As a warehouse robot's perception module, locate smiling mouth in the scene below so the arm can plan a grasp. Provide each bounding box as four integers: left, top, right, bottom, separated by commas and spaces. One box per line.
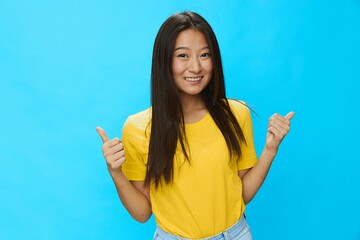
184, 76, 203, 82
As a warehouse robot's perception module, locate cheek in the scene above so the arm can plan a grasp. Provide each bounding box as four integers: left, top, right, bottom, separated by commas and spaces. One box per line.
172, 60, 182, 76
203, 60, 213, 73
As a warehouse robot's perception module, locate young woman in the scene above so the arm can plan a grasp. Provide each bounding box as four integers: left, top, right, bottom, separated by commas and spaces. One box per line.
96, 11, 294, 240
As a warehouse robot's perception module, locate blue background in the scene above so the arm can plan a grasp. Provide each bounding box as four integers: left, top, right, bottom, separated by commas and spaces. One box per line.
1, 0, 359, 239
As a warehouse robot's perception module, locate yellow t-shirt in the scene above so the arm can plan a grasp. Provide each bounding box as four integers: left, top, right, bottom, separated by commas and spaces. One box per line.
122, 99, 257, 238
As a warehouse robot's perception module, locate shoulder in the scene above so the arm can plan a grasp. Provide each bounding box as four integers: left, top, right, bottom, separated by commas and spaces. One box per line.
227, 99, 249, 114
227, 99, 252, 126
122, 107, 152, 138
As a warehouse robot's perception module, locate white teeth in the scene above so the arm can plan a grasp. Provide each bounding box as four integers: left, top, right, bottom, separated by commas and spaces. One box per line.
185, 77, 202, 82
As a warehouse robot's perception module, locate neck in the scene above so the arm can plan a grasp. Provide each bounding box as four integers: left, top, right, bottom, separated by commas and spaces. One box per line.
180, 95, 207, 124
180, 95, 205, 111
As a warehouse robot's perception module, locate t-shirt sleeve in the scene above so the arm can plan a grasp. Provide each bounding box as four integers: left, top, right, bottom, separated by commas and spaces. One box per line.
230, 100, 258, 170
121, 117, 148, 181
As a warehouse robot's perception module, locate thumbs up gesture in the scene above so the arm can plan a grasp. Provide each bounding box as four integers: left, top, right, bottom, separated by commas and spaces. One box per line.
96, 127, 126, 175
265, 112, 295, 154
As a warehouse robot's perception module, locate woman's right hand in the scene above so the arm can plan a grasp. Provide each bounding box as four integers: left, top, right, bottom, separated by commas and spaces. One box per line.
96, 127, 126, 176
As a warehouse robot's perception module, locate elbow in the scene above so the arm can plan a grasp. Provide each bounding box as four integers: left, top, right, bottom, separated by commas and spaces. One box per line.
133, 212, 152, 223
137, 216, 150, 223
138, 219, 149, 224
242, 187, 255, 205
243, 195, 254, 205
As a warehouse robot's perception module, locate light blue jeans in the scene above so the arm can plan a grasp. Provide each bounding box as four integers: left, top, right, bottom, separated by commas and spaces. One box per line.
153, 215, 252, 240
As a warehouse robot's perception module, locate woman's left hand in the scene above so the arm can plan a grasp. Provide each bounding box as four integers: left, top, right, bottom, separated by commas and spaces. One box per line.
265, 111, 295, 154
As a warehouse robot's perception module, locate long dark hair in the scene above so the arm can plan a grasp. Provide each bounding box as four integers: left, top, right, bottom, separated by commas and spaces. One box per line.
145, 11, 246, 188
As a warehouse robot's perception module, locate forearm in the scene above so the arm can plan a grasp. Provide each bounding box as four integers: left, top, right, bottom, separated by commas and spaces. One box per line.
96, 128, 152, 223
241, 111, 294, 204
242, 148, 277, 204
110, 171, 152, 223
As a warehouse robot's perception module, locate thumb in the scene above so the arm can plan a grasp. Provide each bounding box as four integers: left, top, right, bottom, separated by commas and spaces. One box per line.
96, 127, 109, 143
285, 111, 295, 121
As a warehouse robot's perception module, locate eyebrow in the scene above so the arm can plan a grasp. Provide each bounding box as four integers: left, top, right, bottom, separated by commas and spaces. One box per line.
174, 46, 210, 51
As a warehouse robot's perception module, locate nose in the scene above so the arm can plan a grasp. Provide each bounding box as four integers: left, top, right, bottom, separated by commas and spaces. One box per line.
188, 57, 201, 73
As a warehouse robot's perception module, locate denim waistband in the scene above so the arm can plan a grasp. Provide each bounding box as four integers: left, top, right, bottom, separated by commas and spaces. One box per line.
154, 215, 251, 240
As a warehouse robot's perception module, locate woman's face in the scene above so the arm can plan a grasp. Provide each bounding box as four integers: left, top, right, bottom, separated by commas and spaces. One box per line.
172, 29, 213, 102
